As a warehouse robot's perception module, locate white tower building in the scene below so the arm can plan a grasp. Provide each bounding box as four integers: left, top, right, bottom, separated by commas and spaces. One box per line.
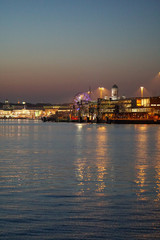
111, 84, 118, 100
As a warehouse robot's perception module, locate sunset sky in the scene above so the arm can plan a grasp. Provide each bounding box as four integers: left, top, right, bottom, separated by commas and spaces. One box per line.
1, 0, 160, 103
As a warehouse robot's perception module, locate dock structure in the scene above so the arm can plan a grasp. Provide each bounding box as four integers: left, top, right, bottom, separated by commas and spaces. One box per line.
41, 96, 160, 124
0, 96, 160, 124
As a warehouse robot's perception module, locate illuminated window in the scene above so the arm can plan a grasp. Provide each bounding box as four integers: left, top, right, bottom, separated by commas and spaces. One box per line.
137, 99, 141, 106
132, 109, 138, 112
137, 98, 150, 107
142, 99, 150, 107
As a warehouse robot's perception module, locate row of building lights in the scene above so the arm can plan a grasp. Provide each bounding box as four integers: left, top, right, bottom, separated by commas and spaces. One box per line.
98, 86, 144, 98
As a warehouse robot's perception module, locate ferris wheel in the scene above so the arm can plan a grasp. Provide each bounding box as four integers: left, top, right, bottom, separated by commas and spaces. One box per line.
73, 92, 91, 104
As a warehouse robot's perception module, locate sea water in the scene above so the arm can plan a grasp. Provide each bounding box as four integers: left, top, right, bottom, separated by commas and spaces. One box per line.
0, 120, 160, 240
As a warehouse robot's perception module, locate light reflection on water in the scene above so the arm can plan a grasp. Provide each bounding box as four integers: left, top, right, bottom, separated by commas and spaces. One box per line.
134, 125, 149, 200
0, 120, 160, 239
75, 125, 110, 195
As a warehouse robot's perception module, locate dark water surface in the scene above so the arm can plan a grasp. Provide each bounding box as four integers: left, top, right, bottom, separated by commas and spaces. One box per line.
0, 120, 160, 240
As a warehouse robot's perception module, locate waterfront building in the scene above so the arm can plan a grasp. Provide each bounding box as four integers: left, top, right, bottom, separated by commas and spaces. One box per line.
95, 96, 160, 121
0, 94, 160, 122
0, 102, 57, 119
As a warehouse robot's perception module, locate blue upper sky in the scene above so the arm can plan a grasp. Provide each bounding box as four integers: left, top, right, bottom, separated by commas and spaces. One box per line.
0, 0, 160, 103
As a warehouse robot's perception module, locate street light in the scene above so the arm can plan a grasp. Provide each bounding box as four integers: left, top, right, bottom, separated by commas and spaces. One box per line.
140, 86, 144, 98
99, 87, 104, 98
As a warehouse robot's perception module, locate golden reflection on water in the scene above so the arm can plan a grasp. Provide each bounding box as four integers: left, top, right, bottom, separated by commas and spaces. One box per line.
95, 126, 108, 193
0, 121, 41, 142
0, 120, 55, 190
134, 125, 160, 202
75, 125, 109, 195
154, 127, 160, 202
76, 123, 83, 131
134, 125, 149, 200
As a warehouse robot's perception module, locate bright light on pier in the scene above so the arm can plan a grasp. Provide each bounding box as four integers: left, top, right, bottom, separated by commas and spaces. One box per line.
99, 87, 104, 98
140, 86, 144, 98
